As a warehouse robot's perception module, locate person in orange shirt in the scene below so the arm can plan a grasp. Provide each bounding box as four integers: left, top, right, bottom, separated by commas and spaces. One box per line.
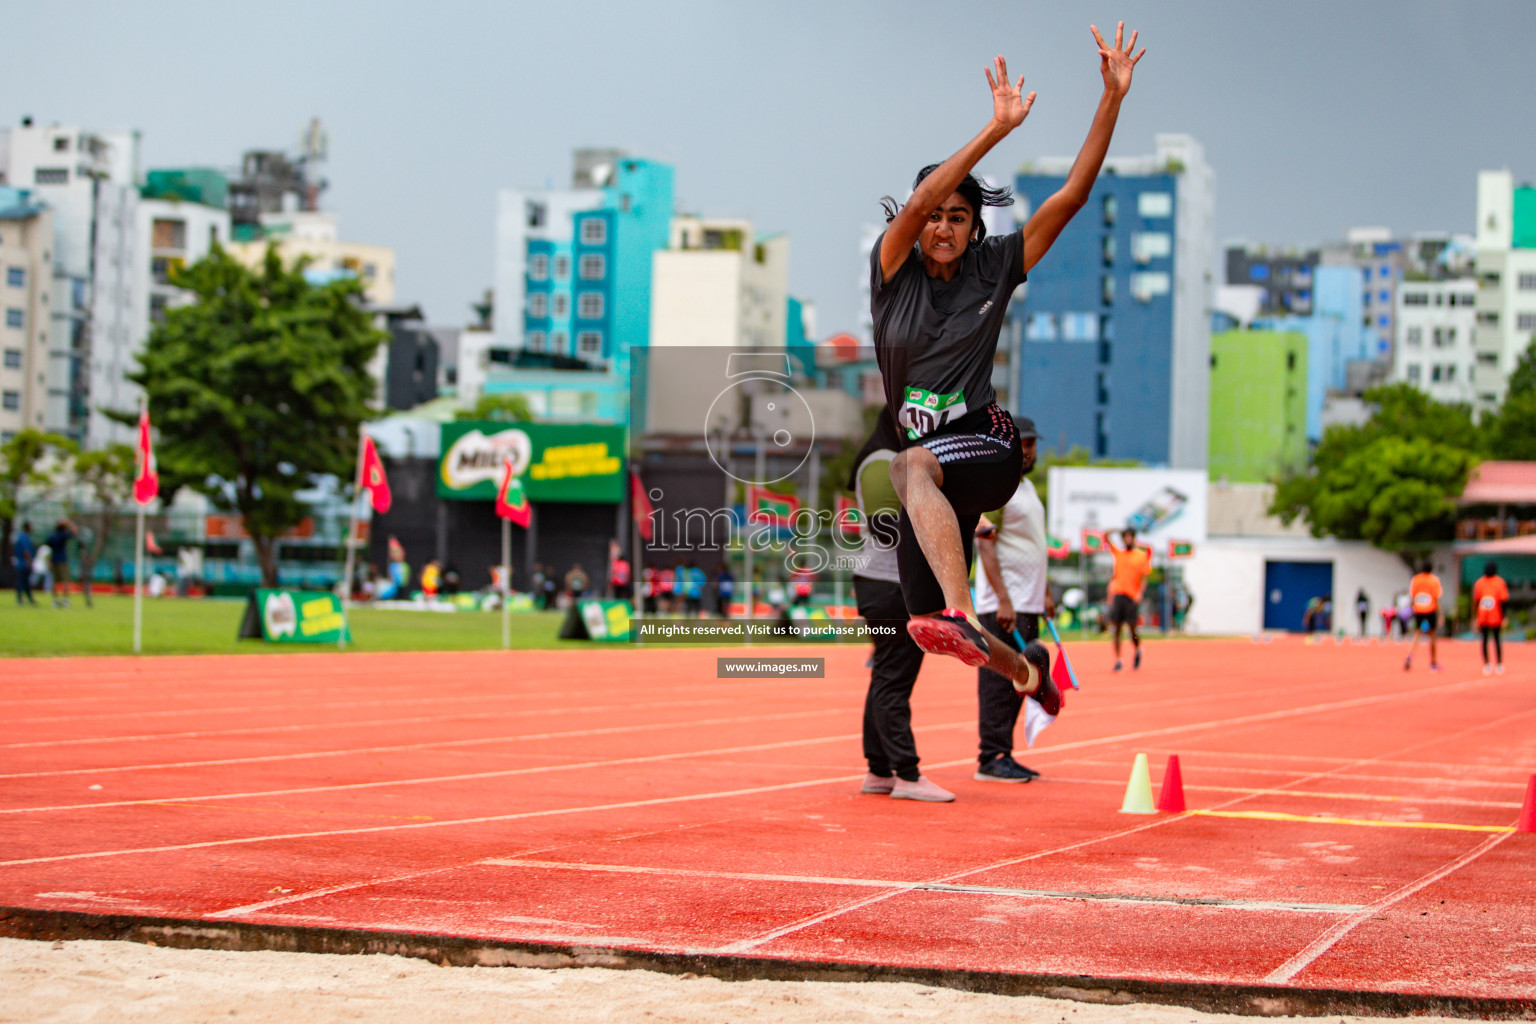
1105, 527, 1152, 671
1405, 563, 1443, 672
1472, 562, 1509, 676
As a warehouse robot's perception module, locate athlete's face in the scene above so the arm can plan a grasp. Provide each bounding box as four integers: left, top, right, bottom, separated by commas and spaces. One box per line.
919, 192, 976, 272
1019, 436, 1037, 474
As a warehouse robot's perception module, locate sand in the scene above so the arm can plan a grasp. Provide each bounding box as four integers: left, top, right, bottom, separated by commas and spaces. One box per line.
0, 937, 1482, 1024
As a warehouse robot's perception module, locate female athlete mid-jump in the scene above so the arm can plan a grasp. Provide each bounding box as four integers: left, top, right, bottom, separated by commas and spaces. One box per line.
873, 23, 1145, 711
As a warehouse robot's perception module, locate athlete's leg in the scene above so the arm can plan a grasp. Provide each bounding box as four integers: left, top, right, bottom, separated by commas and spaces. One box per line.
894, 503, 1042, 694
1494, 626, 1503, 665
1482, 626, 1492, 666
889, 446, 973, 614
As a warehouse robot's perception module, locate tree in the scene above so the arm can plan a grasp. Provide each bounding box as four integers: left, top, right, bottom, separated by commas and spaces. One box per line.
456, 392, 535, 422
0, 429, 77, 585
127, 246, 386, 586
1484, 339, 1536, 460
1271, 384, 1479, 551
71, 444, 136, 607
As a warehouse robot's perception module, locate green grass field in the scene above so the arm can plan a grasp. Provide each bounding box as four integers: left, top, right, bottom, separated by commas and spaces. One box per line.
0, 594, 589, 657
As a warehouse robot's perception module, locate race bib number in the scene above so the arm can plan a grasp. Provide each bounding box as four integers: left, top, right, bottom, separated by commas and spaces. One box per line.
1479, 595, 1498, 611
1412, 592, 1436, 611
899, 386, 968, 440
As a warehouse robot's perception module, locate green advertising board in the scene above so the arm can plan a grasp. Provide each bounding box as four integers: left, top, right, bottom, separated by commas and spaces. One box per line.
238, 589, 352, 643
558, 599, 632, 642
437, 422, 626, 502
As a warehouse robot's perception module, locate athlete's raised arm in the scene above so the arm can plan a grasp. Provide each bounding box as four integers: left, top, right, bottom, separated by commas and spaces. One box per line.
1021, 22, 1145, 274
879, 55, 1035, 283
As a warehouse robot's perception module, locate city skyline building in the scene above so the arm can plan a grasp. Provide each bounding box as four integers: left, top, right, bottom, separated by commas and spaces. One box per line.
1207, 327, 1307, 483
1472, 169, 1536, 412
0, 187, 54, 440
651, 216, 789, 349
1392, 277, 1479, 405
1011, 133, 1214, 467
0, 117, 140, 443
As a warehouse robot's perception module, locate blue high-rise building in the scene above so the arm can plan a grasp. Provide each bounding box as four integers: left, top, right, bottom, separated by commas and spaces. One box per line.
1010, 135, 1213, 468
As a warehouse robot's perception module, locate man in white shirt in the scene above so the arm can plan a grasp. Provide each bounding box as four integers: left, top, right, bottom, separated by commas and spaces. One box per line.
973, 416, 1053, 783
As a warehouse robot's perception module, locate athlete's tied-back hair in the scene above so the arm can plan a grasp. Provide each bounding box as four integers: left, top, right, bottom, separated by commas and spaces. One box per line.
880, 165, 1015, 245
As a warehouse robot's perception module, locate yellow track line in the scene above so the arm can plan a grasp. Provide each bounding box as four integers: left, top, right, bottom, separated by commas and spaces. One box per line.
1190, 809, 1514, 833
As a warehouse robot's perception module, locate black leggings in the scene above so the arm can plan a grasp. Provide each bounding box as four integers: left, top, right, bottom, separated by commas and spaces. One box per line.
1482, 626, 1503, 664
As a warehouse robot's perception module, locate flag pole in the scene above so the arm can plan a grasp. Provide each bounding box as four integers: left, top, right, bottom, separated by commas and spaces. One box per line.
501, 514, 512, 650
133, 490, 146, 654
339, 432, 366, 650
630, 472, 644, 630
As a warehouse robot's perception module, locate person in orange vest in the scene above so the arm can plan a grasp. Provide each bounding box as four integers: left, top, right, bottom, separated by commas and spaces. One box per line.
1472, 561, 1509, 676
1105, 527, 1153, 671
1405, 562, 1443, 672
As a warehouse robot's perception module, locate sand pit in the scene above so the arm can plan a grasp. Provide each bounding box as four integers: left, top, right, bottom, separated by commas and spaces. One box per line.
0, 937, 1482, 1024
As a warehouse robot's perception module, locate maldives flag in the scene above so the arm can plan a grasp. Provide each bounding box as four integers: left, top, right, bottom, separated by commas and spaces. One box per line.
358, 436, 391, 514
748, 486, 799, 526
133, 406, 158, 505
1081, 529, 1105, 554
495, 456, 531, 527
835, 495, 863, 537
631, 470, 653, 541
1046, 533, 1070, 559
1168, 539, 1194, 559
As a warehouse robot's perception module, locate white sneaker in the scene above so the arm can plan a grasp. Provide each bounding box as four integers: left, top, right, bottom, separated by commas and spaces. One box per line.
1484, 664, 1494, 676
860, 773, 895, 795
890, 776, 955, 802
1496, 664, 1506, 675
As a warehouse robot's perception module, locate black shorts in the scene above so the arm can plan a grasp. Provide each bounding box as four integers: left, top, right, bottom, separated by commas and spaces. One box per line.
894, 405, 1023, 616
1413, 611, 1436, 634
1107, 593, 1140, 626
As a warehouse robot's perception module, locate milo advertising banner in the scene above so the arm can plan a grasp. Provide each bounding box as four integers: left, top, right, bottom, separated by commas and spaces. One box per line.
558, 599, 632, 642
238, 589, 351, 644
437, 422, 626, 502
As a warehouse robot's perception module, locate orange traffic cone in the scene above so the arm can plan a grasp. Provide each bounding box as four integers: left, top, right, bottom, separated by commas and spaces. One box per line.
1156, 755, 1186, 813
1518, 773, 1536, 834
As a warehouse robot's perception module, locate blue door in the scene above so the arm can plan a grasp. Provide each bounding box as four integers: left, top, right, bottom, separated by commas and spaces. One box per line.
1263, 560, 1334, 631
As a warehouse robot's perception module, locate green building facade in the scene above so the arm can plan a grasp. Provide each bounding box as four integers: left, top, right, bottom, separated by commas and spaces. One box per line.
1208, 328, 1308, 482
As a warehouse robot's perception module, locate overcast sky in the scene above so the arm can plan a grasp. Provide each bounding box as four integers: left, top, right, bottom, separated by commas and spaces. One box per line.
5, 0, 1534, 336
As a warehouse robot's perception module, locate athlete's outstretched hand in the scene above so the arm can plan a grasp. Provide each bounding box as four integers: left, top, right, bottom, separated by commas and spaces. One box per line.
984, 55, 1035, 131
1092, 22, 1145, 98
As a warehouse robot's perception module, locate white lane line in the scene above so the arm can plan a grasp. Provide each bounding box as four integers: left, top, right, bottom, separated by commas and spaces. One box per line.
3, 673, 1511, 816
479, 859, 1366, 915
0, 728, 923, 815
1262, 830, 1515, 984
0, 693, 777, 750
0, 705, 860, 780
0, 771, 872, 867
715, 703, 1536, 955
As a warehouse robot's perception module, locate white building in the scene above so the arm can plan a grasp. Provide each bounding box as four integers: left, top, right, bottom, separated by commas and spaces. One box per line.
1472, 169, 1536, 412
650, 217, 789, 349
0, 118, 140, 443
1180, 482, 1413, 637
0, 189, 53, 439
87, 194, 231, 448
1392, 279, 1478, 405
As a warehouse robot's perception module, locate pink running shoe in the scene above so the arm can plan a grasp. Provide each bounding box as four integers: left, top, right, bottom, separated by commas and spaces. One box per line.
907, 610, 989, 667
890, 776, 956, 802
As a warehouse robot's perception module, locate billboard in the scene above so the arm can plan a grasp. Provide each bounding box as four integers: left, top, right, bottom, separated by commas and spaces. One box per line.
1046, 467, 1208, 548
437, 422, 626, 502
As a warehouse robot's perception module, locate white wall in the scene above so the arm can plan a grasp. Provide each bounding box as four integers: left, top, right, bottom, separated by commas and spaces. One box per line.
1164, 133, 1214, 471
1181, 537, 1412, 636
1392, 279, 1478, 405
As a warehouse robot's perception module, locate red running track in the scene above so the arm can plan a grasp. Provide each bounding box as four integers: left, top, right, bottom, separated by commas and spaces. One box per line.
0, 638, 1533, 1011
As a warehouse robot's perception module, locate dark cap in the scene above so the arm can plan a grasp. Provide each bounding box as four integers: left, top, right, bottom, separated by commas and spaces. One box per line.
1013, 415, 1040, 439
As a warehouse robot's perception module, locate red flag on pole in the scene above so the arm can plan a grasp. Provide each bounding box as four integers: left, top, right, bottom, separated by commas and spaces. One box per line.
358, 436, 391, 514
631, 470, 654, 541
495, 456, 531, 527
134, 406, 158, 505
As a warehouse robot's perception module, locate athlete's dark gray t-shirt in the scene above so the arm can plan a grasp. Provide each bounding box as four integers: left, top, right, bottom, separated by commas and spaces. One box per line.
869, 230, 1026, 441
